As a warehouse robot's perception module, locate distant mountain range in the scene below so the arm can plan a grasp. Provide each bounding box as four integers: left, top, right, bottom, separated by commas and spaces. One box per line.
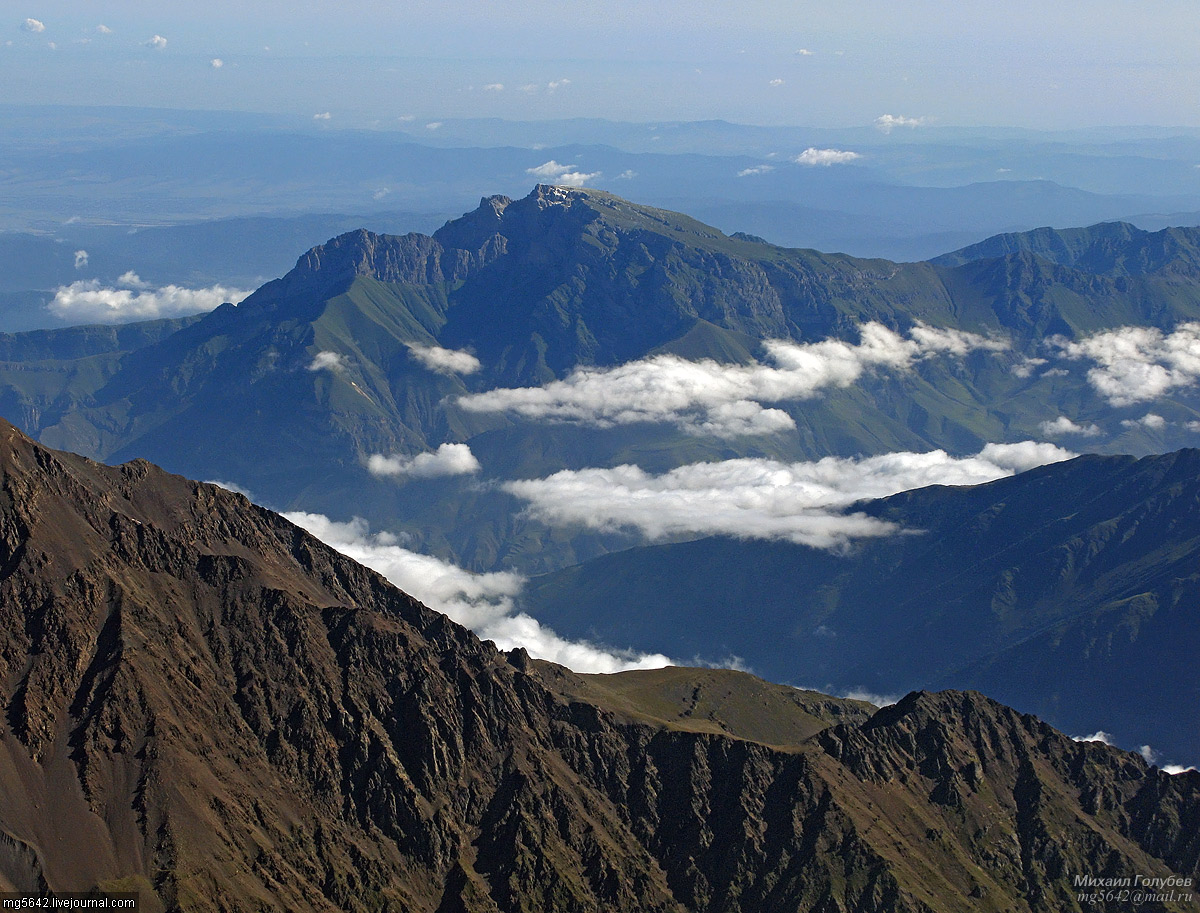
1, 419, 1197, 912
0, 187, 1198, 572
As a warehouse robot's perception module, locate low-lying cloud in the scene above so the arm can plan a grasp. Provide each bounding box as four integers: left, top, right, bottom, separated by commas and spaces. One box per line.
502, 442, 1073, 550
794, 148, 860, 166
409, 344, 481, 375
367, 443, 481, 479
736, 164, 774, 177
526, 160, 599, 187
1039, 416, 1102, 437
48, 273, 250, 324
1054, 323, 1200, 406
456, 322, 1009, 438
307, 350, 347, 373
284, 512, 672, 674
875, 114, 927, 133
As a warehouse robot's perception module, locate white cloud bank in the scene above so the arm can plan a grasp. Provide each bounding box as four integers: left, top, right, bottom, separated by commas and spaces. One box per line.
736, 164, 774, 177
367, 443, 481, 479
503, 442, 1073, 550
409, 344, 481, 375
48, 273, 250, 324
1054, 323, 1200, 406
794, 148, 860, 166
21, 18, 45, 33
284, 512, 671, 674
457, 322, 1009, 438
525, 161, 599, 187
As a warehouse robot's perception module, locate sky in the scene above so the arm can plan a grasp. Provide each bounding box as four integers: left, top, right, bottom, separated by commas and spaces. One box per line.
4, 1, 1200, 128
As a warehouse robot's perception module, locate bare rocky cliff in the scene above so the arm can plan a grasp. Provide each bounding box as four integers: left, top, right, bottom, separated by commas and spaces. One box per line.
0, 419, 1197, 912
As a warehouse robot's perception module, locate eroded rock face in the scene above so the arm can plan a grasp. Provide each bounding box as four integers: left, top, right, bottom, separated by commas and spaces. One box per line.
0, 419, 1197, 912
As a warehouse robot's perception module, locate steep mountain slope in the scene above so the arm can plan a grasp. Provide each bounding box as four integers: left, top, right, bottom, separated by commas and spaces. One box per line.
1, 188, 1200, 572
1, 419, 1198, 912
521, 449, 1200, 760
932, 221, 1200, 278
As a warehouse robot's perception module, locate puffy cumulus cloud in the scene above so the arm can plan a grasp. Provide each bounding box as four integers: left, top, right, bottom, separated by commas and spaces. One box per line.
48, 274, 249, 324
615, 169, 637, 180
1074, 731, 1115, 744
502, 442, 1073, 550
1053, 323, 1200, 406
367, 443, 481, 480
210, 58, 223, 68
794, 148, 861, 166
875, 114, 927, 133
313, 111, 331, 120
795, 48, 814, 56
283, 512, 672, 673
1187, 420, 1200, 433
307, 350, 347, 372
21, 18, 45, 33
525, 160, 599, 187
457, 322, 1009, 438
769, 78, 784, 87
1164, 764, 1198, 775
736, 164, 774, 177
73, 249, 88, 270
144, 34, 167, 49
1039, 416, 1102, 438
95, 24, 112, 35
409, 344, 481, 375
1121, 413, 1167, 430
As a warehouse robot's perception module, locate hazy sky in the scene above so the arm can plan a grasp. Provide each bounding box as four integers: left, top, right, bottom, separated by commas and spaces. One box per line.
5, 1, 1199, 127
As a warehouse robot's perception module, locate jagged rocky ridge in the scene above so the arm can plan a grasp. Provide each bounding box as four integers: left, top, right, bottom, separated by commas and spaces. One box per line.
0, 419, 1198, 912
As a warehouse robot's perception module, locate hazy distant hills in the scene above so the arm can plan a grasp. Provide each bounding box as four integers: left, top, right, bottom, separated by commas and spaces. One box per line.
1, 187, 1199, 571
521, 448, 1200, 760
2, 418, 1197, 911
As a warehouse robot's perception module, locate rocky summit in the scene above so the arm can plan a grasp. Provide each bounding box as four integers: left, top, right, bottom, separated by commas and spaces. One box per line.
0, 418, 1197, 911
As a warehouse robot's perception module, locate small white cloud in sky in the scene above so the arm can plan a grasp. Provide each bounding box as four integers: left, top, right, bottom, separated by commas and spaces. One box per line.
875, 114, 927, 133
284, 512, 672, 673
210, 58, 223, 68
1054, 323, 1200, 406
21, 18, 45, 33
1039, 416, 1102, 438
547, 78, 571, 91
615, 169, 637, 180
95, 24, 112, 35
525, 160, 599, 187
502, 442, 1073, 551
737, 164, 774, 177
483, 83, 503, 91
73, 250, 88, 270
795, 48, 813, 56
49, 274, 249, 324
409, 344, 481, 375
1074, 731, 1115, 745
794, 148, 860, 166
144, 34, 167, 50
457, 322, 1009, 438
425, 121, 443, 130
367, 443, 481, 480
769, 78, 784, 87
313, 111, 331, 120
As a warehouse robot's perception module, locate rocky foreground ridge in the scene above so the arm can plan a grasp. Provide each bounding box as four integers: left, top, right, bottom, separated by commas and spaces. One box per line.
0, 418, 1197, 912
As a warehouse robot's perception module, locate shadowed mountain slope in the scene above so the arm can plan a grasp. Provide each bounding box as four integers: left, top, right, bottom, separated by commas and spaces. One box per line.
0, 421, 1199, 911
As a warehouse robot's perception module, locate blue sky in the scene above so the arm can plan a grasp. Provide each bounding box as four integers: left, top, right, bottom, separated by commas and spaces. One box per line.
4, 1, 1199, 127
